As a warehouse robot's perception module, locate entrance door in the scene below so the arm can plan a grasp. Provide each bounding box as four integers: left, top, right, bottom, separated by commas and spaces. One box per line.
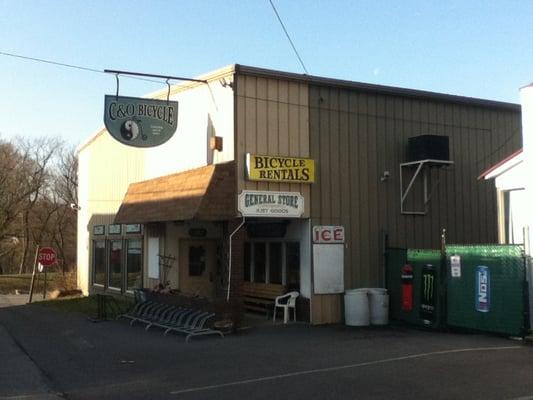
179, 240, 216, 299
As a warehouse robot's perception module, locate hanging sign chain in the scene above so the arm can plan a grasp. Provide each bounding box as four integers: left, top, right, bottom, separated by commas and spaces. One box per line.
115, 74, 120, 100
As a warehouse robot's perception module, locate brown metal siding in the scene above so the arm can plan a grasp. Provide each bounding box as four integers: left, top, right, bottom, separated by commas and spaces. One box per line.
235, 74, 310, 214
309, 86, 521, 323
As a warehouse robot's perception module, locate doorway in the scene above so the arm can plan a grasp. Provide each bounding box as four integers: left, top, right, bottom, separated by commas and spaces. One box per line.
179, 240, 216, 299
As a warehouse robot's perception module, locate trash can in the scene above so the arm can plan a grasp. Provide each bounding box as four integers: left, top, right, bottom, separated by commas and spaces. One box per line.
368, 288, 389, 325
344, 288, 370, 326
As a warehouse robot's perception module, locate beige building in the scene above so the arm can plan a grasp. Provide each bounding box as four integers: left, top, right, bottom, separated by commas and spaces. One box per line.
77, 64, 521, 324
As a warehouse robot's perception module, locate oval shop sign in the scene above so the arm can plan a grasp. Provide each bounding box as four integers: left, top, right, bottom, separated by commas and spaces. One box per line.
104, 95, 178, 147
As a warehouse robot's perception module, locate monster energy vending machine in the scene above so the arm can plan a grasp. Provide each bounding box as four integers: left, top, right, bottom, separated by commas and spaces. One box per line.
386, 249, 444, 328
420, 264, 437, 325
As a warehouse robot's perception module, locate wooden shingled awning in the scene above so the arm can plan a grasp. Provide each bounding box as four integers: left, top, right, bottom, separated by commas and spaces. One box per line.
114, 161, 236, 224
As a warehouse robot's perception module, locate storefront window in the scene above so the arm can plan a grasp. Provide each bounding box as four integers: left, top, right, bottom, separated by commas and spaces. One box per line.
269, 242, 282, 284
245, 241, 298, 286
244, 242, 251, 282
189, 246, 206, 276
108, 240, 122, 289
126, 239, 142, 290
254, 242, 266, 283
93, 240, 106, 286
286, 242, 300, 290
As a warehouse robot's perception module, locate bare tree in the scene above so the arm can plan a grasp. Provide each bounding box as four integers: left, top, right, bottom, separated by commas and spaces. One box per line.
0, 136, 77, 275
50, 145, 78, 273
15, 137, 61, 274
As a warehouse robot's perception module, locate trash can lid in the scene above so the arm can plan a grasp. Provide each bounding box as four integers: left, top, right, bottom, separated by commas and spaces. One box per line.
345, 288, 370, 294
368, 288, 388, 295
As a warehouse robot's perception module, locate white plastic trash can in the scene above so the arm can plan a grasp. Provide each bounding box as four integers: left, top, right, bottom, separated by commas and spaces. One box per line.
344, 288, 370, 326
368, 288, 389, 325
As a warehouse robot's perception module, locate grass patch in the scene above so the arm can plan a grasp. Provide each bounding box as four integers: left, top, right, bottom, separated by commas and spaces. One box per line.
0, 272, 76, 295
36, 295, 133, 319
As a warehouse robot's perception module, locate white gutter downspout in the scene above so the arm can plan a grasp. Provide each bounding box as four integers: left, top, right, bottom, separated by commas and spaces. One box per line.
227, 217, 246, 302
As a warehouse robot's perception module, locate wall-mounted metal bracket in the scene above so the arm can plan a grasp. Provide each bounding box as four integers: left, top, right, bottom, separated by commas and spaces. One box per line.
104, 69, 208, 84
400, 159, 454, 215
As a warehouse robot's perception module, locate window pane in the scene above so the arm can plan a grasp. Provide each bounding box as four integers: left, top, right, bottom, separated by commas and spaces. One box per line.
93, 240, 106, 285
286, 242, 300, 290
244, 242, 251, 282
108, 240, 122, 289
254, 242, 266, 283
189, 246, 206, 276
126, 239, 142, 290
269, 242, 282, 284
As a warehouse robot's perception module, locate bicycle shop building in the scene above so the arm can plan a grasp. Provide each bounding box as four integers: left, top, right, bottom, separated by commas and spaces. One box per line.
76, 64, 521, 324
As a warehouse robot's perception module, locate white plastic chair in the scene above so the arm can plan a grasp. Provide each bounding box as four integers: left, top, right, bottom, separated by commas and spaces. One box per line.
273, 291, 299, 324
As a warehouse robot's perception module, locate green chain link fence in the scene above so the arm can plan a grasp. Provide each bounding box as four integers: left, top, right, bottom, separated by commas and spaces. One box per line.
446, 244, 529, 337
386, 244, 529, 336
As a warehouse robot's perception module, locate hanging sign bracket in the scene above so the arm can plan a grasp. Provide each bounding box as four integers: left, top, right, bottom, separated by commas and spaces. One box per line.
104, 69, 208, 84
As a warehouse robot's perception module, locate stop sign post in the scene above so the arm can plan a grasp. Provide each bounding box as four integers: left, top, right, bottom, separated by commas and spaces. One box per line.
33, 247, 57, 301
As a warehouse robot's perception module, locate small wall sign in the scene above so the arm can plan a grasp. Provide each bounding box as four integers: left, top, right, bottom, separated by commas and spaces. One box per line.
238, 190, 304, 218
246, 153, 315, 183
313, 226, 345, 244
93, 225, 105, 235
450, 255, 461, 278
125, 224, 142, 234
188, 228, 207, 237
109, 224, 122, 235
104, 95, 178, 147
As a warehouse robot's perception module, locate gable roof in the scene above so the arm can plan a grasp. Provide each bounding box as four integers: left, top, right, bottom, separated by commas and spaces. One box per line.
478, 149, 523, 180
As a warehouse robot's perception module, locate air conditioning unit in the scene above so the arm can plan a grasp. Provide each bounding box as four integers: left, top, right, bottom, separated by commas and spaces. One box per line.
407, 135, 450, 162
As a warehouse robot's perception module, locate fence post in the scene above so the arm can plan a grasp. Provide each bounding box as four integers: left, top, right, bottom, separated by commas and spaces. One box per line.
440, 228, 448, 328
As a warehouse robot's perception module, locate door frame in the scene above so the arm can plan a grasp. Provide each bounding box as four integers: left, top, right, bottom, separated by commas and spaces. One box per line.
178, 239, 217, 299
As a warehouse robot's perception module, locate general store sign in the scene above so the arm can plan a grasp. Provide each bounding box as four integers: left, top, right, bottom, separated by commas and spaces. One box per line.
246, 154, 315, 183
238, 190, 304, 218
104, 95, 178, 147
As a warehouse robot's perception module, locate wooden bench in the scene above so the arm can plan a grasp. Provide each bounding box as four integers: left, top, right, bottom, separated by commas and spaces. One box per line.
241, 282, 287, 316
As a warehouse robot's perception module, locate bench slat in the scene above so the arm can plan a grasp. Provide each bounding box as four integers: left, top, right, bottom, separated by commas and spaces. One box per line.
241, 282, 287, 315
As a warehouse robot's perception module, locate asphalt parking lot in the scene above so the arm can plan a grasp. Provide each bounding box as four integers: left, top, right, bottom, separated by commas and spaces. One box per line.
1, 298, 533, 400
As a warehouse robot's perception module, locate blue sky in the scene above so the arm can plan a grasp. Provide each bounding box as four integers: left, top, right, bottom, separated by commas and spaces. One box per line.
1, 0, 532, 146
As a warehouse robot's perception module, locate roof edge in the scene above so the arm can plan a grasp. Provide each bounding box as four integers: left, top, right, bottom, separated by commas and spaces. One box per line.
478, 148, 523, 180
235, 64, 521, 111
149, 64, 237, 100
76, 126, 106, 154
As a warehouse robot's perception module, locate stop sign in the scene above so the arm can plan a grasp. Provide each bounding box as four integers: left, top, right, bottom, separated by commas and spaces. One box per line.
38, 247, 57, 267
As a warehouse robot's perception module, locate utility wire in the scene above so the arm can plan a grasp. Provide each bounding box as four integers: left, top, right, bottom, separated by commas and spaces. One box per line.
268, 0, 309, 75
0, 50, 162, 84
475, 126, 521, 166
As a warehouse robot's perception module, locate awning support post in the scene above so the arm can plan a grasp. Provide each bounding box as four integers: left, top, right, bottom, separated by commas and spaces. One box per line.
227, 217, 246, 302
